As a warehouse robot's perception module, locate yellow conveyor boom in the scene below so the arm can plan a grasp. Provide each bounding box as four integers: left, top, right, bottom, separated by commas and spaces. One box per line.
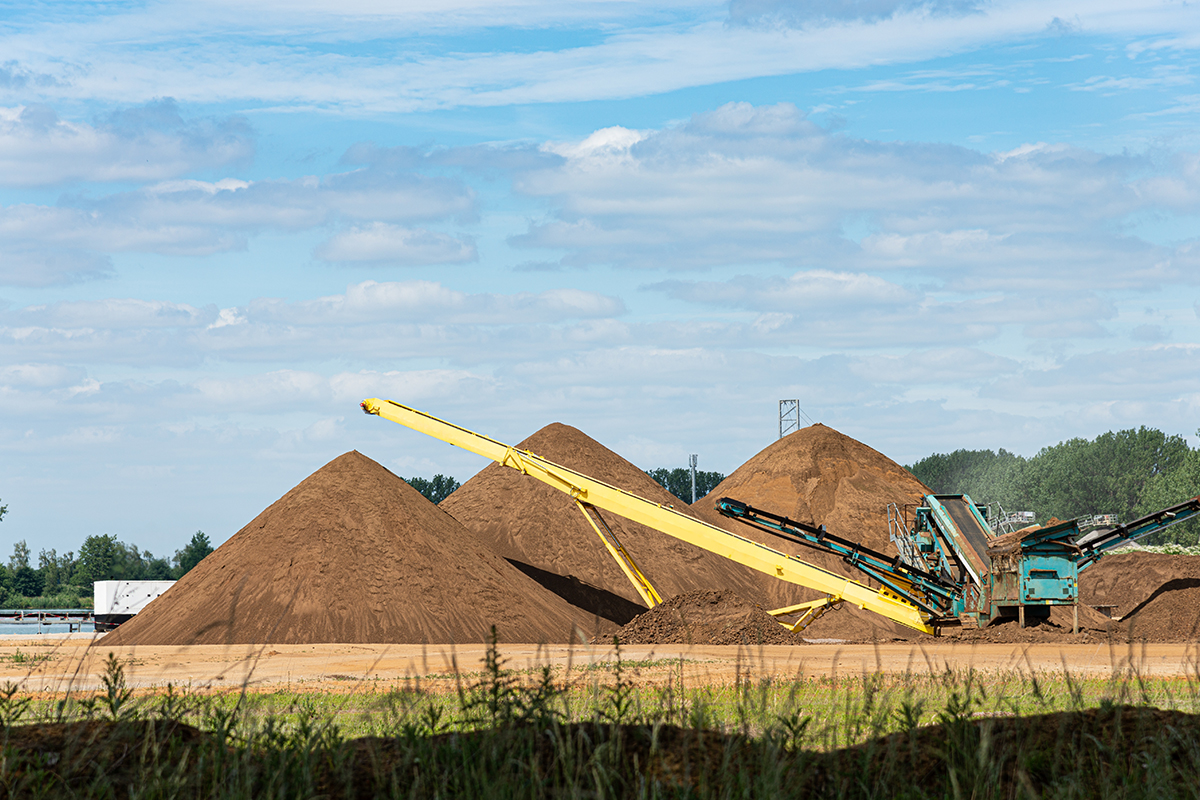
361, 398, 934, 634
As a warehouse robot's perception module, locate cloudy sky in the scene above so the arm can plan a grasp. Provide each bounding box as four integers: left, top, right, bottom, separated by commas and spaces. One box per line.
2, 0, 1199, 556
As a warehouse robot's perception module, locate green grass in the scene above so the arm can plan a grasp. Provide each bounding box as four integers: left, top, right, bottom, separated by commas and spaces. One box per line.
5, 635, 1200, 797
1, 649, 53, 666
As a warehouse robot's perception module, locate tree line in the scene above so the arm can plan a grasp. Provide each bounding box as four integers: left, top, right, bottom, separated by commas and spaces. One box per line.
0, 531, 214, 608
906, 426, 1200, 545
404, 467, 727, 507
645, 467, 726, 504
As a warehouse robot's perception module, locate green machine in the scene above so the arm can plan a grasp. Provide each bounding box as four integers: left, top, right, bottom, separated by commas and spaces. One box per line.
720, 493, 1200, 633
895, 494, 1200, 630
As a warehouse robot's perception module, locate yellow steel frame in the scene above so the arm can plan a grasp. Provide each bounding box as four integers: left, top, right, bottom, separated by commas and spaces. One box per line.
361, 398, 935, 634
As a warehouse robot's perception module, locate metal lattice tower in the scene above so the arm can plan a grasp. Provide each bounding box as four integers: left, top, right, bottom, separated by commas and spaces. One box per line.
779, 399, 801, 439
689, 454, 698, 503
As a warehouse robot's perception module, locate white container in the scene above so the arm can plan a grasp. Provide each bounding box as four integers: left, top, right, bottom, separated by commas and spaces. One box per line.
93, 580, 175, 631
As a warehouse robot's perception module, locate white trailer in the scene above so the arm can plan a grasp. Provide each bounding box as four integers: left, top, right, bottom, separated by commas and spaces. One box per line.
93, 580, 175, 631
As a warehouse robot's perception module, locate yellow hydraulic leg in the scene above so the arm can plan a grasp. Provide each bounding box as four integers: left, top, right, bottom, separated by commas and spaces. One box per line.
576, 500, 664, 608
768, 596, 844, 633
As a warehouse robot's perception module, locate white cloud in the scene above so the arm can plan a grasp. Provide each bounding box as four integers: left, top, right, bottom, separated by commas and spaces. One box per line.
14, 299, 212, 330
314, 223, 477, 265
0, 363, 86, 389
6, 0, 1200, 113
0, 100, 253, 187
246, 280, 624, 326
0, 280, 628, 368
728, 0, 984, 27
0, 164, 479, 286
508, 102, 1200, 293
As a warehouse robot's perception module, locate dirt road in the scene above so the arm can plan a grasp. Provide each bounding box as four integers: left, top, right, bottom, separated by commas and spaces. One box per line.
2, 634, 1196, 694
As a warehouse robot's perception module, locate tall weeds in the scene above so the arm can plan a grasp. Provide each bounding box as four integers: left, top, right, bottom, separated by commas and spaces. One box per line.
2, 641, 1200, 798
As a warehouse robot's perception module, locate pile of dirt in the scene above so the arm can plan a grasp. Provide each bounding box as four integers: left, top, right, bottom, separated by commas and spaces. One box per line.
946, 603, 1115, 644
599, 590, 809, 646
1081, 552, 1200, 619
105, 451, 587, 646
440, 424, 770, 637
689, 424, 933, 641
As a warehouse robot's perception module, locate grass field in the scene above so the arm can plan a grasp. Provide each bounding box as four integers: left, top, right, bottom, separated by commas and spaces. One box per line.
3, 634, 1200, 797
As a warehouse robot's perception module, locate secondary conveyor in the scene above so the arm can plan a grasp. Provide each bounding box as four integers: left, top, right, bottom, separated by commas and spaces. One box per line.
361, 398, 937, 634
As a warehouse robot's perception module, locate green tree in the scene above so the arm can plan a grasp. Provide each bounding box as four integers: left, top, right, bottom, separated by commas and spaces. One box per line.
908, 427, 1197, 543
74, 534, 121, 586
8, 540, 29, 571
0, 498, 6, 523
1135, 429, 1200, 545
1024, 427, 1189, 523
12, 566, 42, 598
406, 475, 461, 504
907, 448, 1031, 511
37, 549, 60, 594
646, 467, 726, 504
173, 531, 213, 578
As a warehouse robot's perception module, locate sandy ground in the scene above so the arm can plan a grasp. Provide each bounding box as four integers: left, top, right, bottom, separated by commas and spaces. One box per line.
1, 633, 1198, 694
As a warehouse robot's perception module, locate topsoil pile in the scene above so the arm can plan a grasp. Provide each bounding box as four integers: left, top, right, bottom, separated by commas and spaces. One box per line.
689, 424, 932, 641
440, 423, 771, 636
1080, 552, 1200, 641
600, 590, 810, 646
105, 451, 587, 646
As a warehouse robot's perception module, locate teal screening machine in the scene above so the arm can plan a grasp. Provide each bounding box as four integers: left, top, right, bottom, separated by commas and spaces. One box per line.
716, 494, 1200, 633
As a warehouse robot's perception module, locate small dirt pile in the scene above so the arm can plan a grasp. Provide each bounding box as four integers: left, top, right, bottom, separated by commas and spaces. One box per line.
440, 424, 769, 636
947, 604, 1115, 644
106, 451, 585, 646
600, 591, 808, 646
690, 424, 932, 641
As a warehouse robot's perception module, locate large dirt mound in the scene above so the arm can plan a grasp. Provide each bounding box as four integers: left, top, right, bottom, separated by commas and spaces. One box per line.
1091, 553, 1200, 641
599, 590, 809, 646
440, 424, 769, 636
106, 451, 585, 646
690, 424, 932, 641
1080, 552, 1200, 620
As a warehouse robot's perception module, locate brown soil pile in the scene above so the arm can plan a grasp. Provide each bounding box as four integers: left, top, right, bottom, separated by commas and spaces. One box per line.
946, 603, 1115, 644
1081, 552, 1200, 619
599, 590, 809, 646
440, 424, 769, 637
689, 424, 932, 641
106, 451, 586, 646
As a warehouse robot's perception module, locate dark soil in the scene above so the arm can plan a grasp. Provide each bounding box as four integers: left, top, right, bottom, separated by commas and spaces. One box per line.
599, 590, 809, 646
941, 603, 1116, 644
1082, 552, 1200, 612
9, 706, 1200, 799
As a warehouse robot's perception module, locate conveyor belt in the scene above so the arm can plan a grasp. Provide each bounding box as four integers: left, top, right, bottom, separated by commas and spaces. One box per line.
940, 497, 993, 565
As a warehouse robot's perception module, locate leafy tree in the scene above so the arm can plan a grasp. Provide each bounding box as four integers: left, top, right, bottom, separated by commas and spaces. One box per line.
144, 556, 174, 581
1136, 430, 1200, 545
907, 449, 1030, 511
646, 467, 726, 504
0, 498, 6, 523
406, 475, 461, 504
173, 531, 213, 578
8, 540, 29, 571
12, 566, 43, 597
74, 534, 121, 586
1024, 427, 1189, 523
908, 427, 1198, 544
37, 549, 60, 594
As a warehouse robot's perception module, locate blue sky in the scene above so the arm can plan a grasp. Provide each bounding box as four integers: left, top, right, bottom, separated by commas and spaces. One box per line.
2, 0, 1199, 558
